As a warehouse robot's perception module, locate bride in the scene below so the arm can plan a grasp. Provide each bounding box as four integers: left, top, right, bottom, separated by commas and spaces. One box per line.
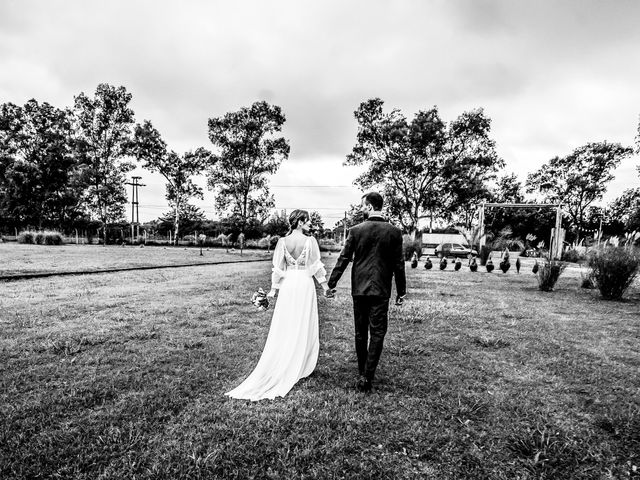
225, 209, 332, 401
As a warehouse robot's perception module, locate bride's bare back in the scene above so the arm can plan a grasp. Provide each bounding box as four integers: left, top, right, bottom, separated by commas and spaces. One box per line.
283, 232, 309, 260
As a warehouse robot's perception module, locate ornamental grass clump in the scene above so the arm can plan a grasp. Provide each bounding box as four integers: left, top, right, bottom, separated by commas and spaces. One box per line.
17, 231, 35, 244
537, 259, 566, 292
17, 230, 63, 245
587, 246, 640, 300
37, 230, 63, 245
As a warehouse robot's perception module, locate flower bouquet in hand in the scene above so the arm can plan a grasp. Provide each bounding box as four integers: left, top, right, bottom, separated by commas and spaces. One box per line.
251, 288, 270, 311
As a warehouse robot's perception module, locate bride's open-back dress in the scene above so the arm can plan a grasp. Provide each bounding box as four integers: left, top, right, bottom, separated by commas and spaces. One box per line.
225, 235, 327, 401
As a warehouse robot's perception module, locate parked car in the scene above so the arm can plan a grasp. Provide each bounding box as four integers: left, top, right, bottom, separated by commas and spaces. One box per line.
434, 242, 478, 259
421, 242, 439, 256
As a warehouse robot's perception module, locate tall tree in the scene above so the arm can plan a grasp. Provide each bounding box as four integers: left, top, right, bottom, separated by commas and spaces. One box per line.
309, 210, 324, 235
636, 114, 640, 154
608, 188, 640, 233
264, 209, 289, 237
492, 173, 525, 204
332, 204, 367, 241
0, 100, 86, 230
132, 120, 210, 243
73, 84, 136, 244
206, 101, 289, 235
636, 114, 640, 176
345, 99, 444, 235
157, 203, 207, 236
441, 109, 504, 227
345, 98, 502, 235
526, 142, 634, 241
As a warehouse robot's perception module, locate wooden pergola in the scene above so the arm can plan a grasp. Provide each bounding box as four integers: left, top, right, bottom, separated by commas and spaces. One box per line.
478, 202, 564, 260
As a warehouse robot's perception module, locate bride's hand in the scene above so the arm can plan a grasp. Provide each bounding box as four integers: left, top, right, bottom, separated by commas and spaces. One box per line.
267, 288, 277, 298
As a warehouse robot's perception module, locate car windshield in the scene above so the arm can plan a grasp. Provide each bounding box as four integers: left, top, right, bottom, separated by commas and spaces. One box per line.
452, 244, 464, 249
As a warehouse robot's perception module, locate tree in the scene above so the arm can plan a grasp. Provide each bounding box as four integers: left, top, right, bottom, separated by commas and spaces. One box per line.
132, 120, 211, 244
332, 204, 367, 241
636, 114, 640, 154
345, 98, 502, 235
526, 142, 634, 242
206, 101, 289, 235
156, 203, 207, 237
309, 211, 324, 235
264, 209, 289, 237
608, 188, 640, 233
0, 100, 87, 230
73, 84, 136, 244
440, 109, 504, 227
345, 99, 443, 235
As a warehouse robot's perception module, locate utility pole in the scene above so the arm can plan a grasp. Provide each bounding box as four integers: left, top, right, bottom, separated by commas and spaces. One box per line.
125, 176, 146, 242
343, 211, 347, 245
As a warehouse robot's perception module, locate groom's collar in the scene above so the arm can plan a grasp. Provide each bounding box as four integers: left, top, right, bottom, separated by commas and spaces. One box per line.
366, 212, 387, 222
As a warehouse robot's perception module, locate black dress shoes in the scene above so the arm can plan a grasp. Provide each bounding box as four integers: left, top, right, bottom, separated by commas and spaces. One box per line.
356, 375, 372, 393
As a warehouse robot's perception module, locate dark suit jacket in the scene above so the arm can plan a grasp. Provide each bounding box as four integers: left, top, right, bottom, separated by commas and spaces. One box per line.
328, 217, 406, 298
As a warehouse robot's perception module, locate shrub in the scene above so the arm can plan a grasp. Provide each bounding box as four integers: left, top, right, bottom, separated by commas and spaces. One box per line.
17, 231, 35, 244
43, 231, 63, 245
587, 246, 640, 300
17, 230, 62, 245
479, 245, 491, 266
561, 248, 585, 263
580, 273, 596, 289
537, 259, 567, 291
402, 237, 422, 261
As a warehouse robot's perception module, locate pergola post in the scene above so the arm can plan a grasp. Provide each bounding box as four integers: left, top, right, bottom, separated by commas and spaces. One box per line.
478, 202, 486, 251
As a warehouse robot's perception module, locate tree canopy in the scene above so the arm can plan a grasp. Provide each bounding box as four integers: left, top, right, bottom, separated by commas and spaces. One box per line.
132, 120, 211, 242
345, 98, 502, 234
0, 100, 85, 230
73, 84, 136, 242
206, 101, 289, 235
526, 142, 634, 240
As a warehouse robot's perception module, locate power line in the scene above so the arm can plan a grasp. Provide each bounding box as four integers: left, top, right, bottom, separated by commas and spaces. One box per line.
270, 185, 355, 188
129, 181, 355, 188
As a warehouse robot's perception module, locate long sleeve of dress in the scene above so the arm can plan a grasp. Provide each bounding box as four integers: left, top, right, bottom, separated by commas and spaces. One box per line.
306, 237, 327, 284
271, 238, 287, 289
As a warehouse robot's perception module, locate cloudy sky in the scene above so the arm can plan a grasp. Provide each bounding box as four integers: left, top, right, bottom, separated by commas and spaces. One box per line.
2, 0, 639, 226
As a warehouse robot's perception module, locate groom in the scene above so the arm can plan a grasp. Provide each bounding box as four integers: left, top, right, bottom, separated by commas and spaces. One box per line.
327, 192, 406, 393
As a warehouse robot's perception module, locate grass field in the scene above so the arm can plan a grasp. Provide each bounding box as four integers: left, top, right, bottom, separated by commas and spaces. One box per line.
0, 244, 269, 277
1, 245, 639, 479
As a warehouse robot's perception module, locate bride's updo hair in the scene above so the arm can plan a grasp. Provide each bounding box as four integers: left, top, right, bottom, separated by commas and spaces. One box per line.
288, 209, 310, 233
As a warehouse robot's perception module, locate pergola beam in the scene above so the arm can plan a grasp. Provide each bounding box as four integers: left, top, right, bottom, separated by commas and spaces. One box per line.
483, 203, 561, 208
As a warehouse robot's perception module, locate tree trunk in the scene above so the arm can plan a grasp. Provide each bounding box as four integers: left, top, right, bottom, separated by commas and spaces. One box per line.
173, 202, 180, 246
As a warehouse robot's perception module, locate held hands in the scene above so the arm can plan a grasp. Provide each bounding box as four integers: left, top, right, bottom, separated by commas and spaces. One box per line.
267, 288, 277, 298
395, 294, 406, 306
322, 283, 336, 298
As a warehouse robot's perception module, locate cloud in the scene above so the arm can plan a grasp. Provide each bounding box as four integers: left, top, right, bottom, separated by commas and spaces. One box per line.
2, 0, 639, 222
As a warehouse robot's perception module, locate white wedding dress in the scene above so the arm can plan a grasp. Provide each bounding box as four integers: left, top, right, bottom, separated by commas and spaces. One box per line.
225, 235, 327, 401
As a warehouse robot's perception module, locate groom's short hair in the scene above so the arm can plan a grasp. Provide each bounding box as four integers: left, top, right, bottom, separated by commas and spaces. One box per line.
362, 192, 383, 211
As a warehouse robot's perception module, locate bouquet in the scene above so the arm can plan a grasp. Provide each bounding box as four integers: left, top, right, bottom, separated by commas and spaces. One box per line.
251, 288, 270, 311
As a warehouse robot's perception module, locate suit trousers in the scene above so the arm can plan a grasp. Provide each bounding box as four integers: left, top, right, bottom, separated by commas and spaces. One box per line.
352, 295, 389, 381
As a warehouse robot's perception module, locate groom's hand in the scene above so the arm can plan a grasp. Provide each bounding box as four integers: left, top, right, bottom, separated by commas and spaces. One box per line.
395, 294, 406, 306
324, 288, 336, 298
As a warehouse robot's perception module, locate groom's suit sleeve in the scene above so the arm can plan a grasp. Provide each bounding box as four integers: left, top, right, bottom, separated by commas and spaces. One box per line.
327, 229, 355, 289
